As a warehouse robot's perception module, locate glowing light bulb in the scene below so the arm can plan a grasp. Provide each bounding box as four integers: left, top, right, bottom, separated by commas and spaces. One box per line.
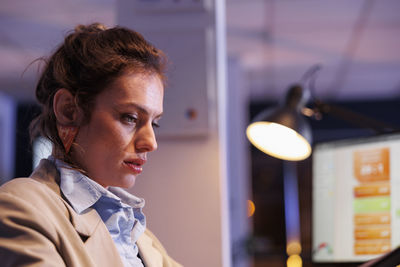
246, 122, 311, 161
287, 241, 302, 255
287, 254, 302, 267
247, 200, 255, 217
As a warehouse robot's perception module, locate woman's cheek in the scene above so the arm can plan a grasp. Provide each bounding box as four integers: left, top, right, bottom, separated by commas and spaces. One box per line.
104, 125, 131, 150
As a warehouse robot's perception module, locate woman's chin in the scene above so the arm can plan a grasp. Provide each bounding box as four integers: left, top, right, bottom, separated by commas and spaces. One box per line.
116, 175, 137, 189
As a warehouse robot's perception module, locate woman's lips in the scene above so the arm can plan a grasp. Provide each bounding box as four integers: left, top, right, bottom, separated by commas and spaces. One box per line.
123, 159, 145, 175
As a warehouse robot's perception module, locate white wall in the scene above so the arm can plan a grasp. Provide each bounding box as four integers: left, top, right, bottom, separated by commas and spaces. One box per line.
118, 0, 231, 266
130, 135, 226, 266
227, 57, 252, 267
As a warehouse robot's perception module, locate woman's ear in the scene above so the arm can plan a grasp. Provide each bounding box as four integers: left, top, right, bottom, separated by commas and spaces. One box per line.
53, 89, 81, 153
53, 88, 81, 125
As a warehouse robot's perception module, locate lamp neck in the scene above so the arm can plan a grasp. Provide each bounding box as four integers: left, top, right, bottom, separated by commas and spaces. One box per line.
284, 84, 309, 110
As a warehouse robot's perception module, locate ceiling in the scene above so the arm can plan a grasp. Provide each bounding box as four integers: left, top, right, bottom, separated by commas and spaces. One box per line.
227, 0, 400, 101
0, 0, 115, 101
1, 0, 399, 102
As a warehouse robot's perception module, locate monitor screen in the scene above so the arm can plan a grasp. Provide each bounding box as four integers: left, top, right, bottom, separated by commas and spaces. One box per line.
312, 133, 400, 263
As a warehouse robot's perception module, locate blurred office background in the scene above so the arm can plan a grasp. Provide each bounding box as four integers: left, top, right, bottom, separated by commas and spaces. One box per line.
1, 0, 400, 266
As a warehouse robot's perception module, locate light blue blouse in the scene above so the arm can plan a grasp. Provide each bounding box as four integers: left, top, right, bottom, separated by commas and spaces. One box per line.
50, 157, 146, 267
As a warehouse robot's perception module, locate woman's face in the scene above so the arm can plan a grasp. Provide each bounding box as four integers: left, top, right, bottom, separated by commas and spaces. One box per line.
73, 72, 163, 188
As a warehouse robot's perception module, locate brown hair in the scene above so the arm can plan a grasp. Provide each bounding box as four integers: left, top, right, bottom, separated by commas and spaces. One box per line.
30, 23, 167, 162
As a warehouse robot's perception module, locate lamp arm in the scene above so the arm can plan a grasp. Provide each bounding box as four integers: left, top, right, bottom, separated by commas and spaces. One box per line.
312, 100, 400, 134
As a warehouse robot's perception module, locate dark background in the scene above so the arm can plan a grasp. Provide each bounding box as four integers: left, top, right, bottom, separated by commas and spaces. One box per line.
249, 98, 400, 267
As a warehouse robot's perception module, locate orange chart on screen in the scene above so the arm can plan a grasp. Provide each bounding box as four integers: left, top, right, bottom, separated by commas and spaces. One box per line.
353, 148, 391, 255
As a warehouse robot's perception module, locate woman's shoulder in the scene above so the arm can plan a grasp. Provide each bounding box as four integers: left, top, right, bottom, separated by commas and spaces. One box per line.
0, 158, 61, 195
0, 159, 65, 214
0, 177, 43, 196
0, 177, 71, 235
0, 176, 44, 190
0, 177, 62, 210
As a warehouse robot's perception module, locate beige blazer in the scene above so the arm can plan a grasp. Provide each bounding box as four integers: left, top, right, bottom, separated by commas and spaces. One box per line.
0, 159, 182, 267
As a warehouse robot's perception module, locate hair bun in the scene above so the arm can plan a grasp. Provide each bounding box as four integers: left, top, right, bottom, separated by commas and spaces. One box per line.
74, 23, 107, 34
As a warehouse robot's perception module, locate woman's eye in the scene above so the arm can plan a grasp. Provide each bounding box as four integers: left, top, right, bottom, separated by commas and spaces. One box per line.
152, 122, 160, 128
122, 114, 137, 124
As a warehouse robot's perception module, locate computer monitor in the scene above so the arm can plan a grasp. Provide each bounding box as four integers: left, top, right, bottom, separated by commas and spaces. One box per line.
312, 133, 400, 263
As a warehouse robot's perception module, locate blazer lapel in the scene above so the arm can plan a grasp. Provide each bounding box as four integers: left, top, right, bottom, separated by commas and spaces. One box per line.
137, 231, 164, 267
70, 206, 124, 267
68, 206, 102, 239
30, 159, 103, 238
30, 159, 124, 267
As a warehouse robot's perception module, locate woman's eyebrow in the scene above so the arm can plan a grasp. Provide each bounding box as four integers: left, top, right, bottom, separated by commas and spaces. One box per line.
118, 102, 163, 118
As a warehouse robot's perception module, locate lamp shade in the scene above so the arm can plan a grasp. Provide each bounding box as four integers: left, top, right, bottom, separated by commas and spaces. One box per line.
246, 85, 312, 161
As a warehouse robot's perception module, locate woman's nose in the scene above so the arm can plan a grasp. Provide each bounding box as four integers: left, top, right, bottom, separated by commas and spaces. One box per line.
134, 123, 158, 153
